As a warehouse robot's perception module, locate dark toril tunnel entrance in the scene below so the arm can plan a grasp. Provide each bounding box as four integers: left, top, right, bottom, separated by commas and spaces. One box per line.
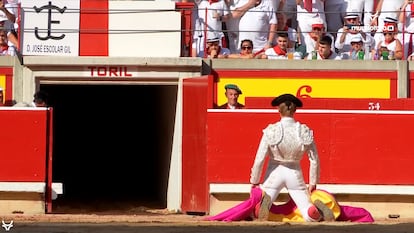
41, 83, 178, 213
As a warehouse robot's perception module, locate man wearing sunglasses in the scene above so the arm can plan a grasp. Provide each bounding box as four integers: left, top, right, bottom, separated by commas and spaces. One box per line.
373, 17, 403, 60
228, 39, 257, 58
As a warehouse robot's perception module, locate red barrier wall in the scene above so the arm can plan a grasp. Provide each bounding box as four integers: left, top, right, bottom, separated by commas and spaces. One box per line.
246, 97, 414, 110
0, 109, 49, 181
182, 76, 209, 213
207, 108, 414, 185
410, 71, 414, 98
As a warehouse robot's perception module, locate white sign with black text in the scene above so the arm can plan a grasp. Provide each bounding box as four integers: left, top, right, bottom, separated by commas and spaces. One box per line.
21, 0, 80, 56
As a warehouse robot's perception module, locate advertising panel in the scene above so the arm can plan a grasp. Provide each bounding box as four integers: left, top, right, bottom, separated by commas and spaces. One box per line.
214, 70, 398, 106
21, 0, 80, 56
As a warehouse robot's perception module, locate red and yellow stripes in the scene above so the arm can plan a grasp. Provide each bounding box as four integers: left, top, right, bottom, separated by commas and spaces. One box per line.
0, 68, 14, 104
215, 70, 397, 106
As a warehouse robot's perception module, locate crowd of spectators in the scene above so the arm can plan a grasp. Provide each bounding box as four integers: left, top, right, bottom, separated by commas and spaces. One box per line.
192, 0, 414, 60
0, 0, 19, 56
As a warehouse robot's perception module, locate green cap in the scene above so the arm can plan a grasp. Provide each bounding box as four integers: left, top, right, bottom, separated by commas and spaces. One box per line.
224, 84, 242, 94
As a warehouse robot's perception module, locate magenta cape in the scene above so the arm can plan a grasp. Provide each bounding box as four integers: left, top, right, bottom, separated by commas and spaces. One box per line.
205, 187, 374, 223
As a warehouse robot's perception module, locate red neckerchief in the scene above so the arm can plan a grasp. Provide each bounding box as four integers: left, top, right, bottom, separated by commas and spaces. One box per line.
209, 0, 219, 4
273, 45, 287, 55
0, 45, 8, 51
283, 26, 289, 31
253, 48, 265, 57
319, 50, 332, 59
304, 0, 312, 12
411, 4, 414, 17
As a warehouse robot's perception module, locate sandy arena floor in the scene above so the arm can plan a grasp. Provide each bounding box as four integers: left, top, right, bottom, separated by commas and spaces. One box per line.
1, 208, 413, 233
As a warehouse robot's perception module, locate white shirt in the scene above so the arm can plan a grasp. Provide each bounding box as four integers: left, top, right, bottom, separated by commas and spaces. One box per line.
378, 0, 404, 21
306, 50, 341, 60
296, 1, 326, 36
379, 39, 397, 53
374, 32, 403, 50
264, 47, 288, 59
226, 0, 244, 52
334, 28, 374, 52
237, 0, 277, 53
193, 0, 230, 56
296, 0, 325, 17
196, 0, 230, 36
377, 0, 405, 32
287, 27, 298, 43
0, 4, 16, 22
199, 47, 231, 58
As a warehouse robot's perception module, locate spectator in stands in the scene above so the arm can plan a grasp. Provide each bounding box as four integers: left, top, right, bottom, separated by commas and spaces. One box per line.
217, 84, 245, 109
225, 0, 257, 53
262, 32, 290, 59
346, 0, 375, 29
398, 0, 414, 59
375, 21, 403, 60
250, 93, 333, 222
234, 0, 277, 54
224, 0, 241, 53
373, 17, 403, 50
340, 35, 366, 59
0, 18, 17, 50
281, 0, 299, 30
324, 0, 347, 38
399, 0, 414, 28
302, 16, 335, 56
306, 35, 341, 59
334, 12, 374, 54
0, 0, 18, 51
0, 29, 14, 55
202, 35, 231, 58
296, 0, 326, 44
269, 0, 286, 16
12, 90, 49, 108
227, 39, 258, 58
371, 0, 404, 34
192, 0, 231, 57
276, 12, 298, 49
33, 90, 49, 107
0, 0, 16, 24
